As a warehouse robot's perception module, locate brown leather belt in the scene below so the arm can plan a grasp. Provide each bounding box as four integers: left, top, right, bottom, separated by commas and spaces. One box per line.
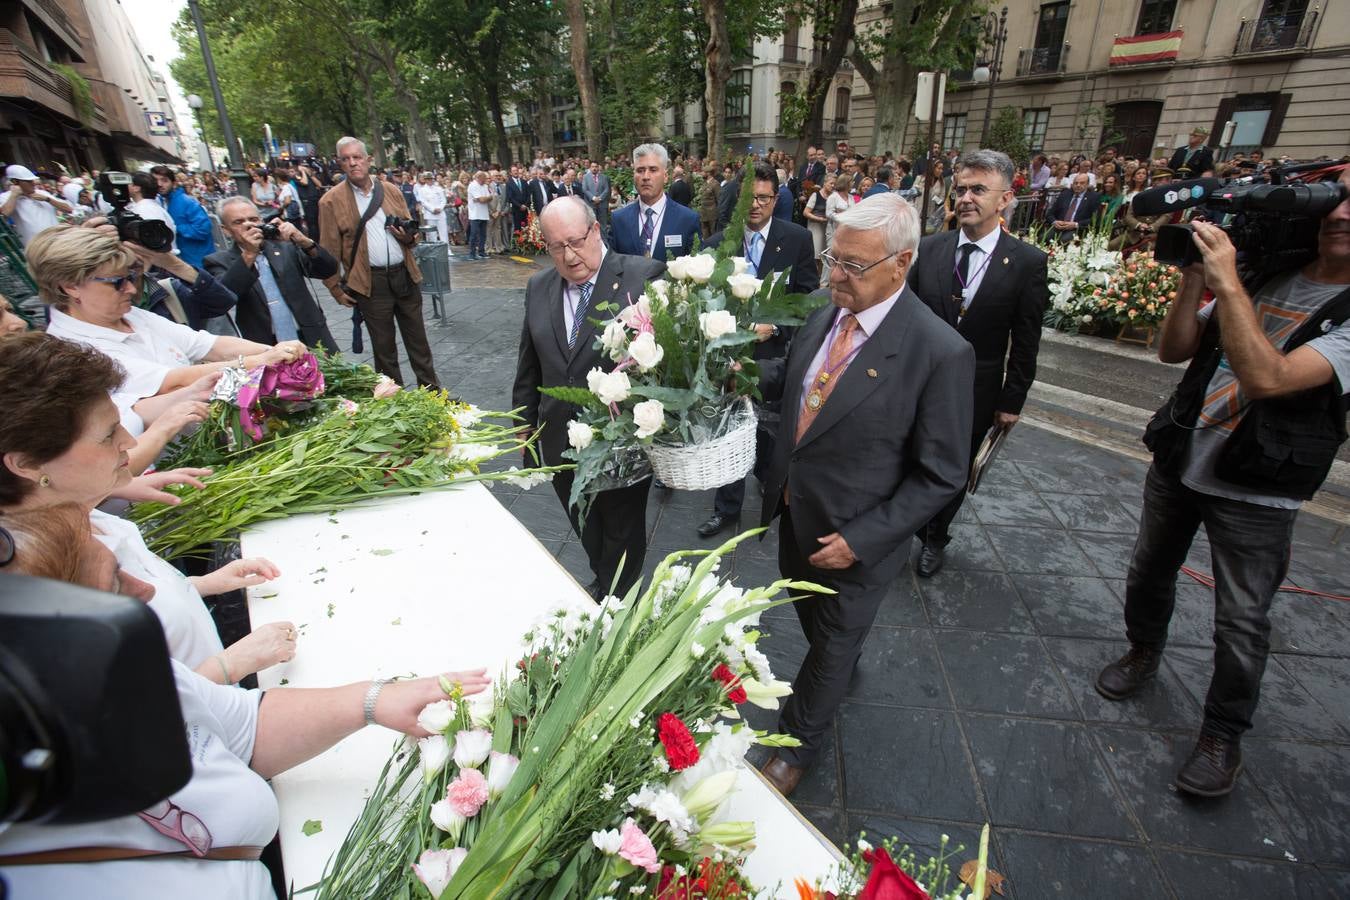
0, 844, 264, 866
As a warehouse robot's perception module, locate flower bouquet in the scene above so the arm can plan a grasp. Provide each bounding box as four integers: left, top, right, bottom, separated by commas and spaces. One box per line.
1036, 227, 1121, 334
310, 531, 830, 899
513, 210, 547, 255
795, 828, 996, 900
543, 173, 826, 512
1094, 250, 1180, 331
131, 390, 562, 559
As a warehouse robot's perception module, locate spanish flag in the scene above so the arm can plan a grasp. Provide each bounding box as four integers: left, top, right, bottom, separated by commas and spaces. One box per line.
1110, 30, 1183, 66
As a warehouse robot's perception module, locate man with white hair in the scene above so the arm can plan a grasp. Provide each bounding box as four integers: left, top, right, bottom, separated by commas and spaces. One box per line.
755, 193, 975, 796
1, 165, 72, 245
609, 143, 700, 262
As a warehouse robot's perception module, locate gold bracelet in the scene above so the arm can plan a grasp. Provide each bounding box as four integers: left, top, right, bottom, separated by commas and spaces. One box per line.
215, 653, 233, 684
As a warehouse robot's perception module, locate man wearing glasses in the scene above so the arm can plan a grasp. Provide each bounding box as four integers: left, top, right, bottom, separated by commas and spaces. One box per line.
697, 161, 819, 539
908, 149, 1049, 577
512, 196, 665, 599
755, 193, 975, 795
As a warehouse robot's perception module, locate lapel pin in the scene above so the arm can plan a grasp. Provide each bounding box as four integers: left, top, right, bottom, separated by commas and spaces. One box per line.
612, 282, 619, 291
866, 368, 878, 378
1002, 256, 1009, 265
775, 245, 781, 253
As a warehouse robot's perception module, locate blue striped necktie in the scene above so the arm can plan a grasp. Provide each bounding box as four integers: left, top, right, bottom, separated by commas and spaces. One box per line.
569, 281, 594, 348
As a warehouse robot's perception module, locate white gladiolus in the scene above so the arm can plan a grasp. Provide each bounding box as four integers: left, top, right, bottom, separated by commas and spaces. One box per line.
567, 420, 595, 451
627, 332, 664, 371
699, 309, 737, 341
452, 728, 493, 769
632, 399, 665, 440
587, 368, 632, 405
418, 734, 451, 781
685, 253, 716, 283
742, 676, 793, 709
726, 272, 762, 300
429, 798, 466, 837
665, 255, 692, 280
417, 699, 457, 734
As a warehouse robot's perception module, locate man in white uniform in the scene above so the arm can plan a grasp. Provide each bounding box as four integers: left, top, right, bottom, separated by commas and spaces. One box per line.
414, 171, 449, 244
1, 165, 72, 245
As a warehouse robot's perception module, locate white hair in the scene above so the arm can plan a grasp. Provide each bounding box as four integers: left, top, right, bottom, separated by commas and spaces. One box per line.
632, 143, 670, 169
218, 196, 256, 218
832, 193, 920, 261
336, 136, 368, 156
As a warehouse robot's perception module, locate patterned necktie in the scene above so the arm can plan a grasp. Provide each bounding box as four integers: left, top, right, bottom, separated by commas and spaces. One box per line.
796, 313, 859, 443
747, 231, 763, 276
1068, 195, 1081, 221
640, 208, 656, 256
568, 281, 594, 349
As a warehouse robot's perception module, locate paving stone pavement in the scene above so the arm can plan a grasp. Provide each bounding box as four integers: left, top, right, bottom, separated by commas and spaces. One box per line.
313, 262, 1350, 899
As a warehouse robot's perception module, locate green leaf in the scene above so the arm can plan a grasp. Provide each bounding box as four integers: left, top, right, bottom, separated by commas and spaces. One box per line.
301, 819, 323, 836
537, 385, 602, 409
706, 331, 758, 352
625, 384, 700, 410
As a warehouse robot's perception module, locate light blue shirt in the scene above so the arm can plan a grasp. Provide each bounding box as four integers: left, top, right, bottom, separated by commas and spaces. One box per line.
254, 254, 299, 342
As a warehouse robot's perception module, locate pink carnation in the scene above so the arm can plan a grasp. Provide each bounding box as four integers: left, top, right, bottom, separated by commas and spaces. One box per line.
618, 818, 661, 873
445, 767, 490, 818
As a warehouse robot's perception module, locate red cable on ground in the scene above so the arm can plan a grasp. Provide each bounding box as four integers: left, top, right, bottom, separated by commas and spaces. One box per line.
1181, 565, 1350, 602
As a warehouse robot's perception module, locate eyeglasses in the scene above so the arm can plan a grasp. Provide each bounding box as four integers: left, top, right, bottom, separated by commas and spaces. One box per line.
750, 194, 777, 206
546, 227, 594, 257
139, 798, 212, 857
952, 184, 1007, 198
88, 268, 144, 291
821, 250, 898, 278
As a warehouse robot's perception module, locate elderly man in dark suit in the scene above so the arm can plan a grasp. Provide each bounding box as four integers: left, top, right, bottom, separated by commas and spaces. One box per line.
506, 163, 531, 231
909, 149, 1049, 577
513, 196, 665, 598
526, 166, 555, 217
698, 161, 819, 538
1046, 172, 1101, 243
206, 196, 339, 352
757, 193, 975, 795
1168, 127, 1215, 176
610, 143, 701, 263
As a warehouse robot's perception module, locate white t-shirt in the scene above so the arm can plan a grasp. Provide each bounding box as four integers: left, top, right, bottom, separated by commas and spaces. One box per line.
0, 661, 278, 900
2, 188, 61, 245
91, 510, 225, 668
467, 181, 493, 221
46, 306, 217, 433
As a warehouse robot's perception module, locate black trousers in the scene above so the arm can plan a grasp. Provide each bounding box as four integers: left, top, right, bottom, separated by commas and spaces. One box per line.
776, 509, 888, 768
350, 266, 440, 390
922, 427, 981, 546
553, 472, 651, 599
712, 423, 776, 519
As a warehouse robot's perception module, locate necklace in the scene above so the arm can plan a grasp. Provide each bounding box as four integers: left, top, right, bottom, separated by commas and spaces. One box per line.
805, 315, 863, 411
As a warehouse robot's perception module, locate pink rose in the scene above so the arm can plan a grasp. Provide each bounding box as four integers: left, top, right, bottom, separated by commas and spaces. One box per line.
445, 767, 490, 818
618, 818, 660, 873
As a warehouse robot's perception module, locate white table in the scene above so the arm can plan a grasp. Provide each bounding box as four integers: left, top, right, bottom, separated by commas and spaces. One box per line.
242, 485, 842, 896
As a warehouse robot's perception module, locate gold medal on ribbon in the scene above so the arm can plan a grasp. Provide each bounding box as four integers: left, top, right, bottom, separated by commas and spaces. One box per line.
806, 390, 823, 411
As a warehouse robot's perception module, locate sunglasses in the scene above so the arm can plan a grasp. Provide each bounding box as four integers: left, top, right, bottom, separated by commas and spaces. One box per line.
88, 268, 144, 292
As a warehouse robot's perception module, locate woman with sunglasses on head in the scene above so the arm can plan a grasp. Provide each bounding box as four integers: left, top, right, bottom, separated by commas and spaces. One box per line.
0, 503, 490, 899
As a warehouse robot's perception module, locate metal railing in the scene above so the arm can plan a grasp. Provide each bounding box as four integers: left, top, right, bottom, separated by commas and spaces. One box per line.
1234, 9, 1319, 54
1016, 43, 1069, 76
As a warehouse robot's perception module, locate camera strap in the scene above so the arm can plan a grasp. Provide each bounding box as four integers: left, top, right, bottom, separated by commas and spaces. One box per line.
345, 178, 385, 277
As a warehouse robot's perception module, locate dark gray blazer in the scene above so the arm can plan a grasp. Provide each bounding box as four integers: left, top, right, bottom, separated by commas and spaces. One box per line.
204, 240, 339, 353
513, 250, 665, 467
759, 287, 975, 585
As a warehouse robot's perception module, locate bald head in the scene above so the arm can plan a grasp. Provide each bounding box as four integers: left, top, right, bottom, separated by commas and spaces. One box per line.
541, 196, 602, 285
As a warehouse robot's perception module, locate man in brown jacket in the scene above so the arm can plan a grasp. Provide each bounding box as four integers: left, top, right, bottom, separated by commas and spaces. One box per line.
319, 136, 440, 388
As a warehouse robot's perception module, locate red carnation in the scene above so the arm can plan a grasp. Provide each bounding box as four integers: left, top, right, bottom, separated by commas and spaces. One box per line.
858, 847, 929, 900
657, 712, 700, 771
712, 664, 748, 704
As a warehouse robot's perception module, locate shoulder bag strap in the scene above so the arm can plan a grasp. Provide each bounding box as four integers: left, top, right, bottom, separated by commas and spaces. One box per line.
346, 179, 385, 275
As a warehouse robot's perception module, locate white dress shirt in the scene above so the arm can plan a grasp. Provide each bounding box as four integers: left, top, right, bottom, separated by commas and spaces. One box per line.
563, 246, 608, 337
955, 225, 1002, 315
799, 286, 902, 402
637, 194, 668, 255
350, 180, 401, 267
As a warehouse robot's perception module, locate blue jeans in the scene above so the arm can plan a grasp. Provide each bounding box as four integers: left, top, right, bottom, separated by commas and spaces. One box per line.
467, 219, 487, 256
1123, 464, 1297, 740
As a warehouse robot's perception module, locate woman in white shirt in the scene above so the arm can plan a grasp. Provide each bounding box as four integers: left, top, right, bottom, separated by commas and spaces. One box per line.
802, 178, 831, 258
822, 174, 854, 284
27, 225, 303, 436
1045, 161, 1073, 190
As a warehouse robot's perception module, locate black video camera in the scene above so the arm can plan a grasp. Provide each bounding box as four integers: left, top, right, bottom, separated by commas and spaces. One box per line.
95, 171, 176, 253
385, 215, 419, 237
1131, 166, 1348, 272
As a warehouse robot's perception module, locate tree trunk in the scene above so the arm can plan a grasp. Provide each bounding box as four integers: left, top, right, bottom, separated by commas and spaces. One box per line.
356, 56, 387, 167
533, 76, 554, 160
797, 0, 859, 168
700, 0, 730, 161
565, 0, 603, 160
482, 76, 512, 167
850, 46, 914, 160
377, 42, 435, 166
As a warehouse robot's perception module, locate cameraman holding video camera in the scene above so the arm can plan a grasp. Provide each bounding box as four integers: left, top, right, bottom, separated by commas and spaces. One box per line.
1096, 165, 1350, 798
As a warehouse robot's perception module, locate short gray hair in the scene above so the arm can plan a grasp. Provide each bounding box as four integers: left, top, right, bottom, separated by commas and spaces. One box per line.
218, 196, 256, 219
955, 149, 1014, 189
831, 193, 920, 261
336, 136, 367, 156
632, 143, 670, 169
539, 195, 596, 234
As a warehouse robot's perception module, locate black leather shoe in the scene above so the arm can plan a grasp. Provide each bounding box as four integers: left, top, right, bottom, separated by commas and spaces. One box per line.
916, 542, 945, 578
1095, 645, 1162, 701
697, 513, 738, 538
1175, 733, 1243, 797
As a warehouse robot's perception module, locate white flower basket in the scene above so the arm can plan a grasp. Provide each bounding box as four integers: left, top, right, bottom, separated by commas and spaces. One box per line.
644, 399, 757, 491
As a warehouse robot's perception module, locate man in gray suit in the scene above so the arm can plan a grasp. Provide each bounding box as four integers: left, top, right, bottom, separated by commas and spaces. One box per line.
581, 161, 611, 233
513, 196, 664, 598
756, 194, 975, 796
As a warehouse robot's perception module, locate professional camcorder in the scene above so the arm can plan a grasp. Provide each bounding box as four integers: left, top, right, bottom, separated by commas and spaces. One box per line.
95, 171, 176, 253
1130, 164, 1348, 272
385, 215, 419, 237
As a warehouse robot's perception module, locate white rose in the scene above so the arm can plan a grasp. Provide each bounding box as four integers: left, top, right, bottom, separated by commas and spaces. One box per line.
685, 253, 716, 284
567, 420, 594, 451
586, 368, 631, 405
666, 255, 692, 281
417, 699, 457, 734
627, 332, 664, 371
699, 309, 737, 341
648, 278, 670, 302
632, 398, 665, 440
600, 320, 628, 360
730, 256, 750, 275
418, 734, 451, 781
452, 728, 493, 769
726, 272, 762, 300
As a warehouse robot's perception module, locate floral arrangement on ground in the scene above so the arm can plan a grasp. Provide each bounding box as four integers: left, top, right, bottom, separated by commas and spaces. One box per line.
1037, 230, 1179, 334
514, 210, 548, 255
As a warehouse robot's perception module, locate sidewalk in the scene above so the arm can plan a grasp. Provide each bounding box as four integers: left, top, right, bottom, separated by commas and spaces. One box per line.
317, 267, 1350, 898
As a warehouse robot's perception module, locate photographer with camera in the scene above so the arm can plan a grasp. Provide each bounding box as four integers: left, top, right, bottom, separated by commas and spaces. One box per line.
1096, 165, 1350, 798
205, 198, 338, 353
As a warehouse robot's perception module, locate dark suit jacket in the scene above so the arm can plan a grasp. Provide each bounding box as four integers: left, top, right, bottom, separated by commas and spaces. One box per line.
513, 251, 666, 467
1168, 144, 1214, 175
908, 228, 1049, 435
705, 218, 818, 362
609, 197, 701, 262
758, 289, 974, 584
1048, 189, 1102, 228
527, 177, 555, 215
668, 177, 692, 208
556, 182, 582, 198
717, 176, 740, 229
204, 240, 340, 353
506, 176, 530, 215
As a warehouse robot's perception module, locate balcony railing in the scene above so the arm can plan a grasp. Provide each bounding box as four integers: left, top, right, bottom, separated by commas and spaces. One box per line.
780, 45, 820, 66
1016, 43, 1069, 76
0, 30, 77, 121
1234, 10, 1319, 55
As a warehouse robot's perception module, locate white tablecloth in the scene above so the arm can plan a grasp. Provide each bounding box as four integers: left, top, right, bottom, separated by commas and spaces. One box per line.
242, 485, 841, 895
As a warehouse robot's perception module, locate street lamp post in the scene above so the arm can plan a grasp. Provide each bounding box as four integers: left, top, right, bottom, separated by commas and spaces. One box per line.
974, 6, 1010, 147
186, 0, 250, 197
185, 94, 214, 171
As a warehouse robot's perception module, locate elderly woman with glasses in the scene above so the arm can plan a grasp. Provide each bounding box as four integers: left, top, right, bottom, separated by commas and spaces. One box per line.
0, 503, 490, 897
31, 226, 305, 443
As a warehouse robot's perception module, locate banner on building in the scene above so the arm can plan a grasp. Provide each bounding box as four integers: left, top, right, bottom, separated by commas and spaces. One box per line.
145, 112, 170, 136
1110, 31, 1183, 66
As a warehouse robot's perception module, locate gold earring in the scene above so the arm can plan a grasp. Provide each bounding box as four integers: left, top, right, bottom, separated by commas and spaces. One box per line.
38, 474, 51, 488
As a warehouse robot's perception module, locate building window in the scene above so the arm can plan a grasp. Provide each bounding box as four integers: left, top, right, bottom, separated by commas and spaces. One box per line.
1135, 0, 1177, 35
834, 87, 851, 125
1031, 2, 1070, 73
725, 69, 751, 134
1252, 0, 1310, 50
782, 15, 799, 62
943, 114, 968, 150
1213, 92, 1291, 154
1023, 108, 1051, 152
